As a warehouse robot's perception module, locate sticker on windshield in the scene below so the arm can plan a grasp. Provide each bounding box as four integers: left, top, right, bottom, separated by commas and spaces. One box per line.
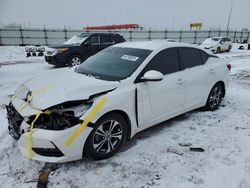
121, 55, 139, 62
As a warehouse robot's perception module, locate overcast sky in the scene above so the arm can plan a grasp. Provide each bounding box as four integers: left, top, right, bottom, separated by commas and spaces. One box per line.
0, 0, 249, 30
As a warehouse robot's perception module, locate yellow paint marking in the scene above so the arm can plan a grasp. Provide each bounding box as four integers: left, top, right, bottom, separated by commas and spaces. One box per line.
28, 111, 43, 160
65, 96, 107, 147
18, 83, 53, 112
28, 109, 56, 160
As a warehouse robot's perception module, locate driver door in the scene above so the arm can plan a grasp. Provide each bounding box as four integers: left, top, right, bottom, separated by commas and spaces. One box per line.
136, 48, 186, 127
82, 35, 100, 60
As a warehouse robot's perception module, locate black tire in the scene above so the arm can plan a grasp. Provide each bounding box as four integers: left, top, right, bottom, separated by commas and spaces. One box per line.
216, 47, 221, 54
227, 45, 232, 52
204, 83, 224, 111
67, 54, 82, 67
84, 113, 128, 160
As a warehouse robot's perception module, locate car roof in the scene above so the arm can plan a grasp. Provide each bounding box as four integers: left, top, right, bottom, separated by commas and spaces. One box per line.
113, 40, 198, 51
83, 33, 121, 36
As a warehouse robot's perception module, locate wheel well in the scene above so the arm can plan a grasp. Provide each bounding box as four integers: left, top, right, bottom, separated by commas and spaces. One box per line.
215, 81, 225, 97
69, 53, 82, 59
99, 110, 132, 139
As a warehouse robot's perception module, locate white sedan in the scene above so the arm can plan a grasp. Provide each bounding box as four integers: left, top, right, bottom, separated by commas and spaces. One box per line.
6, 41, 230, 162
200, 36, 232, 53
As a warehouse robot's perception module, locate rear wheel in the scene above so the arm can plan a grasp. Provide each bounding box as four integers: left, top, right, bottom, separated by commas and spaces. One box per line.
84, 113, 128, 160
227, 45, 232, 52
68, 54, 82, 67
204, 83, 224, 111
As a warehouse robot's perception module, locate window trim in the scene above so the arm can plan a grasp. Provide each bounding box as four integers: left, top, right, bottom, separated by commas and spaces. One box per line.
87, 35, 100, 45
101, 35, 115, 44
134, 47, 181, 83
178, 47, 204, 70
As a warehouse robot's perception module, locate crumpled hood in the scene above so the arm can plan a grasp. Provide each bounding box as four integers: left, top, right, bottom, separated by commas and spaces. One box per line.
16, 68, 119, 110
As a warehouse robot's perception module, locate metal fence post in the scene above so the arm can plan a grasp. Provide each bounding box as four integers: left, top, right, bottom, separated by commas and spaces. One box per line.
129, 30, 132, 41
240, 31, 243, 40
218, 29, 221, 37
194, 30, 197, 44
247, 32, 250, 43
0, 28, 2, 46
208, 29, 211, 38
233, 31, 237, 42
179, 30, 182, 42
20, 27, 24, 45
64, 27, 67, 41
44, 26, 48, 46
164, 30, 168, 39
148, 30, 151, 41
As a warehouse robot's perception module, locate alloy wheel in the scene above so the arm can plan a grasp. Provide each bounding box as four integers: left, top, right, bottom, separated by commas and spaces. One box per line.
71, 56, 81, 66
93, 120, 123, 154
209, 86, 222, 108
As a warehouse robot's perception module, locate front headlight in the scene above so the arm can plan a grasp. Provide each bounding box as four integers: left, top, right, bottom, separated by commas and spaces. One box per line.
57, 48, 68, 53
45, 48, 58, 56
27, 100, 92, 130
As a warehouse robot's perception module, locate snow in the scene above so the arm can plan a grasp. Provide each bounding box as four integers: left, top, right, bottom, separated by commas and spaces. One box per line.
0, 46, 250, 187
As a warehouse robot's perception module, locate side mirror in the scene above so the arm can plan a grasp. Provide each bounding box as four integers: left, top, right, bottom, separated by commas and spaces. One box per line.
141, 70, 163, 82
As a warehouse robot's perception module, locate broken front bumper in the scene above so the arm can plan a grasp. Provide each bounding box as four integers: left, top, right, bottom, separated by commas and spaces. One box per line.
6, 102, 93, 163
18, 125, 93, 163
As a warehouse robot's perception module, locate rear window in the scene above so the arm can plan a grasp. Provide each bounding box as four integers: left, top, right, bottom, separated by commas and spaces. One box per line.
180, 48, 203, 69
200, 50, 209, 63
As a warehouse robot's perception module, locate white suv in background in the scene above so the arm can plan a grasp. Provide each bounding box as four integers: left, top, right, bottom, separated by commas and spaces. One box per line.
200, 36, 232, 53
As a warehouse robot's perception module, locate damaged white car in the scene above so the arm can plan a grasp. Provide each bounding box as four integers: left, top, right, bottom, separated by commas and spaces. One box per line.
6, 41, 230, 163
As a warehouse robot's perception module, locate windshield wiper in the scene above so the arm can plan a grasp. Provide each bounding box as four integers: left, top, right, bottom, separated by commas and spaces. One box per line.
79, 71, 101, 79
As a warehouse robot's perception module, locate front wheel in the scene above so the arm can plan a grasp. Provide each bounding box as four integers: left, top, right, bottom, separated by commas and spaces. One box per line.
68, 54, 82, 67
84, 113, 128, 160
204, 83, 224, 111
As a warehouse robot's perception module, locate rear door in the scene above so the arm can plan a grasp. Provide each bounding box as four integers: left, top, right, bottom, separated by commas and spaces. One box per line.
136, 48, 187, 127
179, 47, 213, 109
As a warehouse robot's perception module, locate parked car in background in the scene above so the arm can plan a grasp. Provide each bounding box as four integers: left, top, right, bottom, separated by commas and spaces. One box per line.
200, 36, 232, 53
44, 33, 125, 67
7, 41, 230, 162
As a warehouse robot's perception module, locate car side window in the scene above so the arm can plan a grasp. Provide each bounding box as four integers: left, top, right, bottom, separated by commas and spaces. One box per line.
101, 35, 114, 44
142, 48, 180, 75
220, 38, 225, 43
89, 36, 100, 45
179, 48, 203, 69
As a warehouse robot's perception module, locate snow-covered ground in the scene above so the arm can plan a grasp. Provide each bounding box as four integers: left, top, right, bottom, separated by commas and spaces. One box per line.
0, 46, 250, 188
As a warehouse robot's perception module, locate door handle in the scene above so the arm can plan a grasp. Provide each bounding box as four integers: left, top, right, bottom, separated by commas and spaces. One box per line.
176, 78, 184, 85
209, 69, 215, 74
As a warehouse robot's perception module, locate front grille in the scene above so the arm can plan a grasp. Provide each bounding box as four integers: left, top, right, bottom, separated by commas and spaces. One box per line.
6, 103, 23, 140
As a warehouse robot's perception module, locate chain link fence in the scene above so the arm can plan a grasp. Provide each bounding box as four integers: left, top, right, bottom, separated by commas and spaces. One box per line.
0, 28, 249, 46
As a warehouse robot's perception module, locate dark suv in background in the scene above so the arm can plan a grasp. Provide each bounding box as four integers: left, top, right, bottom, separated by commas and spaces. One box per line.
45, 33, 125, 67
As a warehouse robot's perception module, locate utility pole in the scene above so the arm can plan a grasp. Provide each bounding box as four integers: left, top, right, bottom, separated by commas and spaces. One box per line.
226, 3, 233, 31
172, 16, 175, 31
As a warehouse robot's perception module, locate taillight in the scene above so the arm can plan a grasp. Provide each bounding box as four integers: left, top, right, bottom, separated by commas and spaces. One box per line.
227, 64, 231, 71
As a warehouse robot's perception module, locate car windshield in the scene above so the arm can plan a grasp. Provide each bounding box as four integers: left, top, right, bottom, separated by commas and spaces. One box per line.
76, 47, 152, 81
211, 37, 220, 41
64, 34, 89, 45
203, 37, 220, 43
